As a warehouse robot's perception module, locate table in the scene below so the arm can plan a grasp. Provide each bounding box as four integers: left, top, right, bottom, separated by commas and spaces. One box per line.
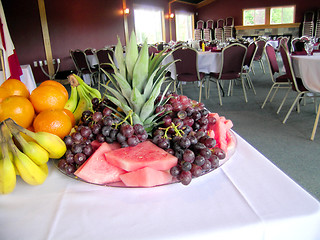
267, 40, 279, 49
291, 53, 320, 92
1, 132, 319, 240
0, 64, 37, 93
164, 51, 222, 79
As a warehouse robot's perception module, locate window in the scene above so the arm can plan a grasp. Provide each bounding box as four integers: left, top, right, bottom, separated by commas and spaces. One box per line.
175, 12, 194, 41
270, 6, 295, 24
133, 7, 164, 44
243, 8, 266, 26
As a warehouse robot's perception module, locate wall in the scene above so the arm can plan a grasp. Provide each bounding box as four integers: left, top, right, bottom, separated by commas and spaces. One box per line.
3, 0, 193, 83
196, 0, 320, 26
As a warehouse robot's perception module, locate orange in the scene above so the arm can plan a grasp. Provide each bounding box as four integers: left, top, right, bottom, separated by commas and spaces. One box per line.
62, 108, 76, 127
0, 79, 30, 99
0, 87, 10, 103
33, 109, 72, 139
30, 85, 67, 113
0, 96, 35, 128
40, 80, 69, 102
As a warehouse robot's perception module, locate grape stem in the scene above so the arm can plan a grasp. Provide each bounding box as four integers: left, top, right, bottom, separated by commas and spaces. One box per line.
159, 122, 184, 139
115, 110, 133, 128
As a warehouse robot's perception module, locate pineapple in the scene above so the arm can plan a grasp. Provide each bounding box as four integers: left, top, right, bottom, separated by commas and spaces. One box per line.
101, 31, 175, 134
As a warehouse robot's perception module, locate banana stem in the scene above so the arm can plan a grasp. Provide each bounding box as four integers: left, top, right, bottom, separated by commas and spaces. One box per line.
0, 123, 18, 157
0, 124, 11, 161
5, 118, 37, 140
67, 74, 80, 88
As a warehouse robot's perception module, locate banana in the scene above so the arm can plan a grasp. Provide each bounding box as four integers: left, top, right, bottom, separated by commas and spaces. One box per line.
5, 118, 67, 159
73, 74, 101, 99
0, 125, 16, 194
73, 84, 93, 123
9, 126, 49, 165
64, 85, 79, 113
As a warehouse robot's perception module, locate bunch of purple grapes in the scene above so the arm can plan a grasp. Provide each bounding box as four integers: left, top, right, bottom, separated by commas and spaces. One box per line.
153, 93, 226, 185
57, 98, 148, 174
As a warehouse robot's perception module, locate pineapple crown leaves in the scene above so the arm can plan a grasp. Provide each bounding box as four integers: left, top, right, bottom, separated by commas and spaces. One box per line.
101, 31, 178, 133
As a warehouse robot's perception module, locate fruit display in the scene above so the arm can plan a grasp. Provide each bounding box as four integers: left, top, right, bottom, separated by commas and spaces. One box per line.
55, 32, 236, 187
0, 118, 66, 194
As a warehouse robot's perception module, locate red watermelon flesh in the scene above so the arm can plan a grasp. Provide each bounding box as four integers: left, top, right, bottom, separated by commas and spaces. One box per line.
74, 142, 124, 184
120, 167, 173, 187
105, 141, 178, 172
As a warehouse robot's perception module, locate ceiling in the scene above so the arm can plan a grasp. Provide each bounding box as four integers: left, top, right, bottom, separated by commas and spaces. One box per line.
178, 0, 205, 3
172, 0, 216, 8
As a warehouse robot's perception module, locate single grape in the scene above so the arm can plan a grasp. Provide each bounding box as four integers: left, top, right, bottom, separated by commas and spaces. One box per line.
199, 148, 212, 159
91, 123, 101, 135
170, 166, 181, 177
194, 155, 205, 166
179, 137, 191, 149
103, 116, 114, 126
102, 107, 112, 117
195, 130, 206, 139
80, 126, 92, 139
163, 115, 172, 127
109, 129, 118, 141
65, 153, 74, 164
208, 115, 217, 125
166, 148, 175, 155
212, 147, 226, 159
120, 141, 129, 148
63, 135, 73, 148
183, 149, 195, 163
71, 144, 83, 154
137, 133, 148, 142
181, 161, 192, 171
192, 111, 201, 121
179, 171, 192, 185
155, 105, 165, 116
198, 116, 209, 126
121, 124, 134, 138
177, 110, 187, 119
96, 133, 105, 143
83, 144, 93, 157
157, 138, 170, 149
74, 153, 87, 165
91, 98, 100, 106
183, 117, 194, 127
116, 133, 127, 143
58, 158, 68, 170
183, 125, 193, 135
200, 109, 209, 117
64, 164, 76, 175
204, 137, 216, 148
71, 132, 83, 144
101, 125, 112, 136
127, 136, 139, 146
191, 164, 203, 177
153, 129, 164, 137
209, 155, 220, 169
133, 124, 145, 135
188, 135, 198, 145
202, 160, 212, 170
185, 106, 195, 116
193, 142, 206, 151
105, 136, 113, 143
173, 118, 184, 129
164, 103, 173, 112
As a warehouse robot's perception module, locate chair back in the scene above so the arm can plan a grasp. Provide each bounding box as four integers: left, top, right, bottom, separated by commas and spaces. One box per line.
96, 48, 113, 69
148, 46, 158, 56
218, 43, 247, 79
279, 43, 300, 92
172, 47, 200, 81
253, 39, 267, 61
71, 49, 92, 73
84, 48, 94, 55
244, 41, 257, 68
265, 45, 280, 75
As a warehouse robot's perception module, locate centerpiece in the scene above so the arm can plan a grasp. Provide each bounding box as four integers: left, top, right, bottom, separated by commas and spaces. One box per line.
56, 32, 236, 187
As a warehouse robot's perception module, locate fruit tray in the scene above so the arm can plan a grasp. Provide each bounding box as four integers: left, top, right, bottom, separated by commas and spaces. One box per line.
53, 131, 237, 188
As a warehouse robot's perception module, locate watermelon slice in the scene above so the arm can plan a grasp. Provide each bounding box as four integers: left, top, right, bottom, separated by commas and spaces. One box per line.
74, 142, 125, 184
105, 141, 178, 172
120, 167, 173, 187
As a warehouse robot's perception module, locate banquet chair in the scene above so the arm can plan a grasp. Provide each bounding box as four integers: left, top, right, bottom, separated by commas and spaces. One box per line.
207, 43, 247, 105
252, 39, 267, 74
70, 49, 98, 86
278, 43, 316, 124
242, 41, 258, 95
171, 47, 206, 103
261, 45, 291, 110
95, 48, 114, 90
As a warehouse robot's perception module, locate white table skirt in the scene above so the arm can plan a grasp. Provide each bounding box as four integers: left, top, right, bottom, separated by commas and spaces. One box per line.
1, 132, 319, 240
0, 64, 37, 93
164, 51, 222, 79
291, 53, 320, 93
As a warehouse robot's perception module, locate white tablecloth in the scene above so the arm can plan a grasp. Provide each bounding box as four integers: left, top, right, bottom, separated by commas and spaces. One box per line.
267, 40, 279, 49
0, 64, 37, 93
1, 132, 319, 240
164, 51, 222, 79
291, 53, 320, 93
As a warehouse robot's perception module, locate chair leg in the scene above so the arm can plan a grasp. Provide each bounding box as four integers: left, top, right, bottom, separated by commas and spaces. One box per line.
246, 74, 256, 95
261, 84, 276, 109
216, 80, 223, 106
180, 81, 183, 95
227, 80, 232, 96
251, 65, 255, 75
241, 77, 248, 103
270, 85, 280, 102
283, 92, 304, 124
311, 103, 320, 140
277, 87, 291, 114
259, 59, 266, 74
206, 80, 211, 99
199, 80, 203, 103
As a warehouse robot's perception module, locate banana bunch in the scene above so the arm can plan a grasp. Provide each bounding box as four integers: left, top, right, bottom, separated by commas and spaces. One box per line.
0, 118, 67, 194
64, 74, 101, 123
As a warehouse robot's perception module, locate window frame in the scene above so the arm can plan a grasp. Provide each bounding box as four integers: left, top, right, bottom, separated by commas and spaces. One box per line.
133, 5, 166, 44
242, 5, 296, 27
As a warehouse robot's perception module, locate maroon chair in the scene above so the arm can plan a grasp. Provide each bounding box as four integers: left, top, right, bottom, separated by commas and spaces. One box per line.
96, 48, 114, 89
252, 39, 267, 74
207, 43, 247, 105
172, 47, 206, 103
278, 43, 311, 124
70, 49, 98, 86
261, 44, 291, 110
242, 41, 258, 94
